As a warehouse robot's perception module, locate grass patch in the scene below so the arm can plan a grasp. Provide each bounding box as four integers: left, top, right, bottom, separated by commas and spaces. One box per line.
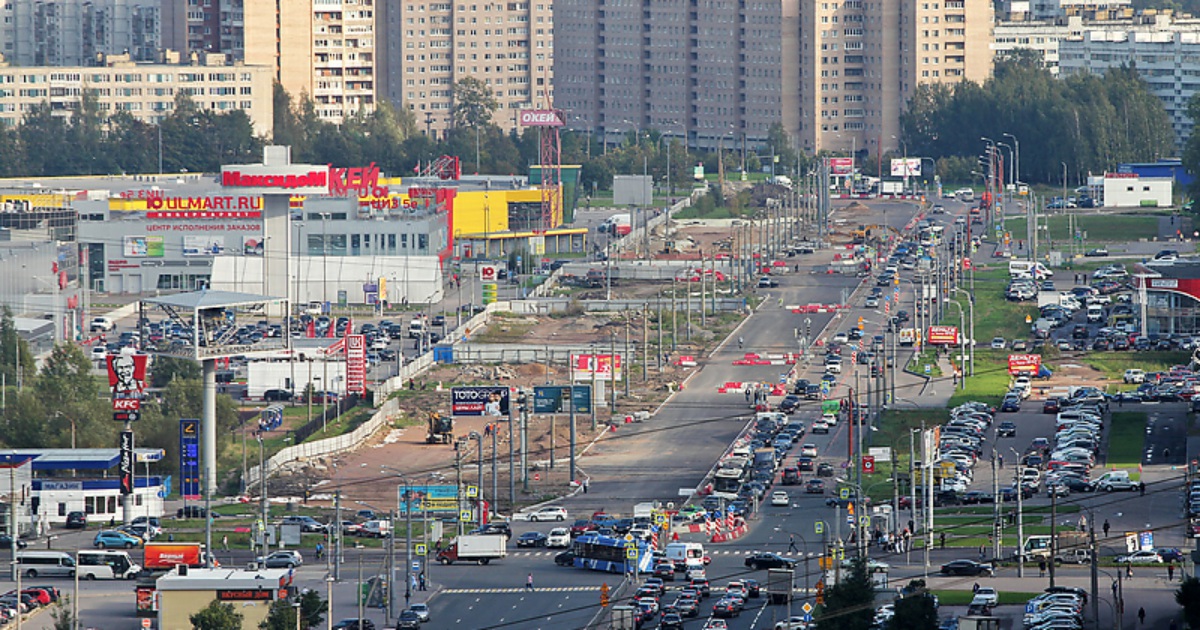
948, 350, 1014, 408
907, 348, 944, 378
964, 268, 1041, 342
674, 205, 747, 220
1074, 351, 1188, 380
932, 590, 1044, 606
1105, 412, 1147, 467
1005, 214, 1160, 243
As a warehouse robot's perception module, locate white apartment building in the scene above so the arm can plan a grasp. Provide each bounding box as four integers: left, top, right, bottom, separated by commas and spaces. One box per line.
0, 0, 161, 66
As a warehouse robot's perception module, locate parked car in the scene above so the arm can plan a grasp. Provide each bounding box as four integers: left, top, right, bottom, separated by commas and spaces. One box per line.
940, 559, 994, 576
65, 512, 87, 529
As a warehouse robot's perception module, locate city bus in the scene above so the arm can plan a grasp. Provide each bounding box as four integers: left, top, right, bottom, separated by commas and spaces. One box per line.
711, 465, 748, 500
77, 550, 142, 580
570, 532, 654, 574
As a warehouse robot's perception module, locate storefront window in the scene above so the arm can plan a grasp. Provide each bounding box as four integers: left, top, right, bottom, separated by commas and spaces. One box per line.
387, 234, 396, 254
307, 235, 325, 256
418, 234, 428, 252
331, 234, 347, 256
351, 234, 360, 255
401, 234, 408, 250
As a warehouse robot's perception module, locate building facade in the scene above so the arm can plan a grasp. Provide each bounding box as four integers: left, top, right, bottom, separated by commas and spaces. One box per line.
0, 53, 274, 134
1057, 15, 1200, 148
555, 0, 992, 156
376, 1, 554, 136
0, 0, 161, 66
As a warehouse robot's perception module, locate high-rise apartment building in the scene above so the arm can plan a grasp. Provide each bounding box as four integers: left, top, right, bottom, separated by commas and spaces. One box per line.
164, 0, 375, 122
376, 1, 554, 137
556, 0, 992, 156
0, 0, 161, 66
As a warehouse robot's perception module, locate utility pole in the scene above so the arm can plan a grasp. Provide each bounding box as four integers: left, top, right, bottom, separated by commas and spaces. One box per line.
455, 443, 465, 536
624, 315, 631, 396
1049, 491, 1057, 588
1016, 459, 1025, 578
519, 400, 529, 493
1090, 520, 1100, 629
333, 491, 342, 580
991, 451, 1001, 561
642, 304, 649, 381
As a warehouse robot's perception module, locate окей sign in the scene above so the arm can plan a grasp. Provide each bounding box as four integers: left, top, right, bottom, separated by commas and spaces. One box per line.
519, 109, 564, 127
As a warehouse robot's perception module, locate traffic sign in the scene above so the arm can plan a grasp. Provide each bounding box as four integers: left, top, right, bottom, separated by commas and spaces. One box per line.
142, 619, 152, 629
466, 485, 478, 498
624, 534, 635, 543
412, 561, 421, 572
814, 521, 824, 535
802, 602, 813, 614
803, 613, 813, 623
415, 543, 427, 556
860, 515, 871, 528
460, 510, 472, 522
862, 455, 876, 474
846, 513, 854, 525
821, 382, 831, 395
625, 547, 638, 560
839, 488, 850, 500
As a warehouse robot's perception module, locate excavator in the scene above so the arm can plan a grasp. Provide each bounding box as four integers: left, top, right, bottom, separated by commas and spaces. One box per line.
849, 224, 902, 245
426, 411, 453, 444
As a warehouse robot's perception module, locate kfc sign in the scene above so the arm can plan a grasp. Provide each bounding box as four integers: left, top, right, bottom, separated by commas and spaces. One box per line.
519, 109, 565, 127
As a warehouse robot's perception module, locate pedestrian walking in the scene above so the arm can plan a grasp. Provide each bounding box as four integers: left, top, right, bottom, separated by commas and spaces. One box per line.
1169, 563, 1175, 581
484, 423, 492, 438
526, 573, 535, 591
411, 574, 418, 593
788, 535, 798, 553
1039, 560, 1047, 577
939, 532, 946, 549
978, 544, 986, 560
973, 582, 980, 593
1140, 483, 1146, 497
222, 535, 229, 552
419, 573, 427, 591
1103, 519, 1111, 538
1127, 563, 1134, 578
315, 542, 324, 560
998, 453, 1004, 468
1138, 607, 1146, 625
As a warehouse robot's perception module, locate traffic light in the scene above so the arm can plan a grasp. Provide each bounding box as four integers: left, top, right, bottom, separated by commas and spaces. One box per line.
816, 581, 826, 606
857, 316, 864, 331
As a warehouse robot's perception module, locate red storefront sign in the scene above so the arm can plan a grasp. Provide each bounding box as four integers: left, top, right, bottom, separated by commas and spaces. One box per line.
346, 334, 367, 395
1007, 354, 1042, 375
926, 326, 960, 345
221, 170, 328, 189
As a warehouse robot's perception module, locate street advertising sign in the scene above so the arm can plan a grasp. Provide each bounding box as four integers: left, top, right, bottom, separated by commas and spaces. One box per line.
829, 157, 854, 176
862, 456, 876, 474
220, 164, 330, 196
480, 265, 500, 282
345, 334, 367, 395
451, 386, 511, 417
1007, 354, 1042, 376
119, 430, 135, 496
518, 109, 565, 127
533, 385, 593, 414
180, 419, 201, 500
867, 447, 891, 462
925, 326, 959, 346
397, 485, 461, 514
107, 354, 149, 399
889, 158, 921, 177
570, 354, 622, 382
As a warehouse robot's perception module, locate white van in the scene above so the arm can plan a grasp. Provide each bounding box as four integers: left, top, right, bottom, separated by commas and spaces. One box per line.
1009, 260, 1052, 279
77, 550, 142, 580
1086, 304, 1104, 323
407, 318, 426, 339
16, 551, 76, 578
665, 542, 706, 571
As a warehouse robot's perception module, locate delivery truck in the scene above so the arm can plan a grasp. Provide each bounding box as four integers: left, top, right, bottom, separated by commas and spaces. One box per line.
143, 542, 208, 571
435, 534, 508, 565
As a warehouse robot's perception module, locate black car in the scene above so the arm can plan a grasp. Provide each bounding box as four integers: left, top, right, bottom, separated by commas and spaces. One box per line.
712, 598, 740, 618
661, 612, 685, 629
744, 552, 796, 570
0, 535, 27, 549
176, 506, 214, 519
470, 522, 513, 538
653, 563, 675, 580
796, 457, 814, 472
962, 491, 994, 505
743, 579, 761, 597
516, 532, 548, 547
996, 421, 1017, 437
778, 395, 801, 414
65, 511, 87, 529
554, 550, 576, 566
816, 462, 835, 477
332, 620, 376, 630
940, 559, 993, 576
263, 388, 293, 402
395, 611, 421, 630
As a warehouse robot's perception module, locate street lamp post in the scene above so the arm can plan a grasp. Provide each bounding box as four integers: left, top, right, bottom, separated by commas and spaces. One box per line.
381, 467, 416, 613
952, 287, 974, 377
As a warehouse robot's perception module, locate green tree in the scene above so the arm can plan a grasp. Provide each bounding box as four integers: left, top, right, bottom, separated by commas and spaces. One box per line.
49, 595, 75, 630
259, 591, 326, 630
891, 581, 938, 630
190, 599, 243, 630
451, 77, 499, 129
1176, 576, 1200, 629
817, 558, 875, 630
150, 356, 202, 388
1183, 94, 1200, 200
0, 307, 35, 388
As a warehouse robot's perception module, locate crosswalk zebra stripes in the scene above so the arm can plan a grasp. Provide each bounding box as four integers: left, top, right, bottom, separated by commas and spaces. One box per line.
442, 586, 602, 594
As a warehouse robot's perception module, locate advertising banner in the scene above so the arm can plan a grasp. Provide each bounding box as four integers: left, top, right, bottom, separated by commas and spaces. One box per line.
829, 157, 854, 176
570, 353, 622, 382
925, 326, 960, 346
107, 354, 149, 399
479, 265, 500, 282
1007, 354, 1042, 375
182, 235, 226, 256
179, 419, 201, 501
889, 158, 922, 177
451, 386, 511, 417
397, 484, 461, 514
345, 334, 367, 395
123, 236, 164, 258
242, 237, 264, 256
533, 385, 592, 414
119, 430, 134, 496
518, 109, 565, 127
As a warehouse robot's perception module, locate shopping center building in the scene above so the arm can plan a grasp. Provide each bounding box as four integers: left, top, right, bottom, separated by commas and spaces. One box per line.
1133, 260, 1200, 335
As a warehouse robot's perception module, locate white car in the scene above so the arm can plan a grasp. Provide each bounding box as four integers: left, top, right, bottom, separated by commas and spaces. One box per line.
824, 359, 842, 374
832, 331, 850, 344
990, 337, 1006, 349
546, 527, 571, 548
1116, 550, 1163, 564
515, 506, 568, 522
91, 346, 108, 361
774, 618, 809, 630
770, 491, 790, 507
800, 444, 819, 457
822, 412, 838, 426
972, 587, 998, 606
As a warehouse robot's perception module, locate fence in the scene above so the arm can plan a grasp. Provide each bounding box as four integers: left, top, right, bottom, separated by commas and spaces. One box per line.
505, 297, 745, 315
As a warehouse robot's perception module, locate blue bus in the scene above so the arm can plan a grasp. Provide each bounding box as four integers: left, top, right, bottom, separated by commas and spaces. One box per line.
571, 532, 654, 574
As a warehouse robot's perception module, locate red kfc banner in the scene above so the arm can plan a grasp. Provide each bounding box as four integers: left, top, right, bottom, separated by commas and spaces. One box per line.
925, 326, 960, 346
1007, 354, 1042, 375
107, 354, 149, 398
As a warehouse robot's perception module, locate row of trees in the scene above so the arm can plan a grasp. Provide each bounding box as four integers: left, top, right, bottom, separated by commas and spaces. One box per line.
901, 52, 1175, 185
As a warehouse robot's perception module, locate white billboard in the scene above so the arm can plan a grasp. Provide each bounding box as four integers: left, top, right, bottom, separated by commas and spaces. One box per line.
890, 158, 921, 177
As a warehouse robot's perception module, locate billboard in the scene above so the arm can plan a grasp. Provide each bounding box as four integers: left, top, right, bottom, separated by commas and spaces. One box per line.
518, 109, 565, 127
182, 235, 226, 256
533, 385, 592, 414
242, 237, 264, 256
123, 235, 164, 258
925, 326, 960, 345
890, 158, 922, 177
397, 484, 461, 514
345, 334, 367, 395
179, 419, 201, 501
220, 165, 331, 196
1007, 354, 1042, 375
451, 386, 511, 417
829, 157, 854, 176
570, 353, 622, 382
119, 430, 134, 496
107, 354, 149, 398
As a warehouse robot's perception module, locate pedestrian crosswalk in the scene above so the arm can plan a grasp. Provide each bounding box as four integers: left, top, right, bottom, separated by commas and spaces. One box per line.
512, 549, 757, 557
443, 586, 602, 594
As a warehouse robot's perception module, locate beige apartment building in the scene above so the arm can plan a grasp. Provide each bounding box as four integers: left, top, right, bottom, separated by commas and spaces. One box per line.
557, 0, 992, 157
0, 52, 273, 134
376, 1, 554, 137
164, 0, 375, 123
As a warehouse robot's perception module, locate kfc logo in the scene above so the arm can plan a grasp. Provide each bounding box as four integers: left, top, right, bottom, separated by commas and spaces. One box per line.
107, 354, 149, 398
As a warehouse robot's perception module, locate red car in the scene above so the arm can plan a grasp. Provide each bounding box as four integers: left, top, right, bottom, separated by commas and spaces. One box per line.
570, 519, 597, 537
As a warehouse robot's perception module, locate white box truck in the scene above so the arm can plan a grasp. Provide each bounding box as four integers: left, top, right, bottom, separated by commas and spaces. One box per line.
435, 534, 508, 565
